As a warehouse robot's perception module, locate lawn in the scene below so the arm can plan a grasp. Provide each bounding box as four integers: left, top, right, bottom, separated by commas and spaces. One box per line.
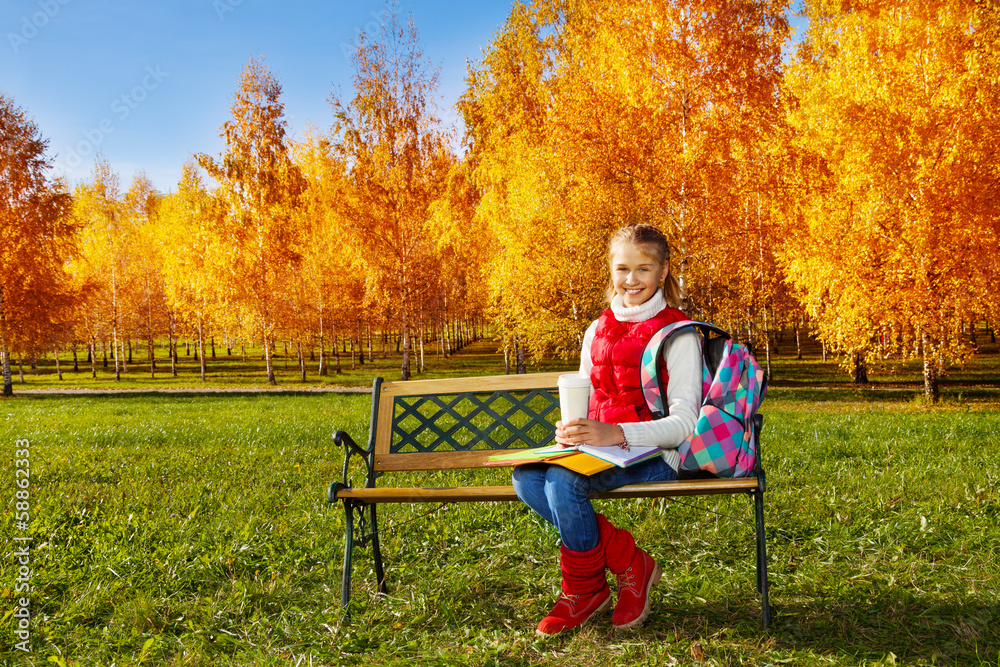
6, 338, 577, 391
9, 332, 1000, 393
1, 353, 999, 665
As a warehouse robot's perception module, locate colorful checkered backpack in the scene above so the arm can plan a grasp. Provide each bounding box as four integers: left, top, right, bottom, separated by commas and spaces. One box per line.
639, 321, 767, 478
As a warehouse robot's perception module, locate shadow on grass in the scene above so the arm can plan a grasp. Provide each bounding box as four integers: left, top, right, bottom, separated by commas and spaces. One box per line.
338, 583, 997, 665
644, 592, 999, 665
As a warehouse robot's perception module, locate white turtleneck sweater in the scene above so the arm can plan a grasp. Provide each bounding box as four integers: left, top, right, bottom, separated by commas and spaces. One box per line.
578, 290, 701, 472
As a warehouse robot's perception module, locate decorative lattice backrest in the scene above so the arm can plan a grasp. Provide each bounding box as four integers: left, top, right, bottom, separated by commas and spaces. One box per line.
372, 372, 565, 472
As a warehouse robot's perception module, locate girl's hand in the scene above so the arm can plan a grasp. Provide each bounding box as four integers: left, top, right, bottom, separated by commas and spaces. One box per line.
554, 418, 625, 448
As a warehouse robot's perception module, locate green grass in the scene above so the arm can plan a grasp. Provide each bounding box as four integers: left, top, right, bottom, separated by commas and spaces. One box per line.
10, 334, 1000, 393
1, 388, 999, 666
7, 338, 578, 391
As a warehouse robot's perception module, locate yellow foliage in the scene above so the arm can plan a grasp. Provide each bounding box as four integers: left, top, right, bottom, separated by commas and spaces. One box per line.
463, 0, 791, 361
196, 56, 306, 384
783, 0, 1000, 397
330, 7, 455, 379
0, 94, 77, 391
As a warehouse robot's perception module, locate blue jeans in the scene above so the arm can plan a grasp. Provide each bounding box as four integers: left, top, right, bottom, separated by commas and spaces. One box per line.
512, 456, 677, 552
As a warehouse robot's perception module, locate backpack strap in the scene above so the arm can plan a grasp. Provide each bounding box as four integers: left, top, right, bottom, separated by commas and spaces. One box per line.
640, 320, 730, 419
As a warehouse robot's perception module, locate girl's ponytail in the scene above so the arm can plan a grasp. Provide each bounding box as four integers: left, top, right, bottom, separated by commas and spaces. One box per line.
662, 271, 683, 310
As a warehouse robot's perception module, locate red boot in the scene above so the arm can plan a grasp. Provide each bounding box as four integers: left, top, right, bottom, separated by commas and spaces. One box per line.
611, 546, 662, 630
536, 544, 612, 636
597, 514, 663, 631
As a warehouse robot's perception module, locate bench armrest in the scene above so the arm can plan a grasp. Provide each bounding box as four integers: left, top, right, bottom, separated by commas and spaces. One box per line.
330, 429, 377, 502
330, 377, 384, 503
334, 429, 369, 459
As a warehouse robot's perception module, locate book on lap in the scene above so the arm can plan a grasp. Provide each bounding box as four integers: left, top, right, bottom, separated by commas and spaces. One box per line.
536, 443, 663, 468
483, 447, 574, 465
546, 451, 615, 475
486, 443, 662, 472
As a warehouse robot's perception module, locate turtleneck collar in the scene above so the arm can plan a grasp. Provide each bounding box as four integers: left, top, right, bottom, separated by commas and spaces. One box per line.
610, 288, 667, 323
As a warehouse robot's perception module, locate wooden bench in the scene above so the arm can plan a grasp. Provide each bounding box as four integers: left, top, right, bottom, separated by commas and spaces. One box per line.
328, 372, 772, 629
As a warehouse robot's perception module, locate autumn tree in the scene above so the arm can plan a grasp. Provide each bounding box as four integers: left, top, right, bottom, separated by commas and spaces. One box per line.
973, 0, 1000, 336
66, 267, 102, 378
70, 158, 136, 382
160, 161, 223, 382
292, 134, 366, 376
0, 95, 77, 395
120, 172, 168, 379
461, 0, 791, 362
330, 5, 453, 380
549, 0, 789, 314
429, 158, 492, 365
783, 0, 1000, 400
197, 56, 306, 385
460, 2, 598, 366
695, 127, 797, 376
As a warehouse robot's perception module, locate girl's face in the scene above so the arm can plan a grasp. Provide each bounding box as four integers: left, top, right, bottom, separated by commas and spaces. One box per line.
611, 243, 667, 308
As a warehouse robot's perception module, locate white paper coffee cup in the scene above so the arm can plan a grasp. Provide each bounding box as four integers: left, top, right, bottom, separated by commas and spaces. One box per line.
558, 373, 592, 422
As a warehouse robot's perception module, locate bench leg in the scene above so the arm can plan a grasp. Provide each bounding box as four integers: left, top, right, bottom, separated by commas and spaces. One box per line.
341, 499, 359, 622
369, 503, 388, 597
754, 489, 772, 631
340, 499, 388, 624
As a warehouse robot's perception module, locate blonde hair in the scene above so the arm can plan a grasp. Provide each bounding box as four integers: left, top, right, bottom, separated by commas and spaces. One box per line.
606, 223, 684, 309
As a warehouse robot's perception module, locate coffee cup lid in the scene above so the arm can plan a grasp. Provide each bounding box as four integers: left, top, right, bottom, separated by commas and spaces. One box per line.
558, 373, 591, 387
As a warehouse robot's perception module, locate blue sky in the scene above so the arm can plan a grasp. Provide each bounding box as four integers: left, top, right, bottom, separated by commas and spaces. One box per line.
2, 1, 806, 193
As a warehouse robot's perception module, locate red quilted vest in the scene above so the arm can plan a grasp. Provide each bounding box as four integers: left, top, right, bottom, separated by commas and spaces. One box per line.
588, 305, 687, 424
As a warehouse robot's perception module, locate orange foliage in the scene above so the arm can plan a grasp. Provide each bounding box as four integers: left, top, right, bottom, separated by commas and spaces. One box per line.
11, 2, 1000, 390
783, 0, 1000, 399
330, 8, 454, 380
462, 0, 790, 362
0, 95, 77, 394
160, 161, 225, 381
291, 134, 367, 375
197, 56, 306, 385
70, 159, 137, 381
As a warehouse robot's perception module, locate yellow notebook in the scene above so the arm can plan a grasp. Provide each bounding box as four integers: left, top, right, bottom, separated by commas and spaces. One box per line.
484, 447, 574, 465
485, 448, 615, 475
546, 452, 616, 475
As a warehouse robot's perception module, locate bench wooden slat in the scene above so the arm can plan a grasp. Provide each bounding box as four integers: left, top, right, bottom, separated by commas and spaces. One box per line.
336, 485, 521, 503
335, 477, 759, 504
591, 478, 759, 498
379, 372, 565, 397
374, 450, 511, 471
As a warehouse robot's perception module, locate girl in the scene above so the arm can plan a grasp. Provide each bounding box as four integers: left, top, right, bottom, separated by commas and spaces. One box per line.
512, 223, 702, 635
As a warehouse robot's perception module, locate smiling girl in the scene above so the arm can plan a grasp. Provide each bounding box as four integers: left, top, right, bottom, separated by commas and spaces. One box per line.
512, 223, 702, 635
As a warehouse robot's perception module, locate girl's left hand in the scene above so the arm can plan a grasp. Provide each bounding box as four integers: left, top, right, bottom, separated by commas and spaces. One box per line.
554, 418, 624, 448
